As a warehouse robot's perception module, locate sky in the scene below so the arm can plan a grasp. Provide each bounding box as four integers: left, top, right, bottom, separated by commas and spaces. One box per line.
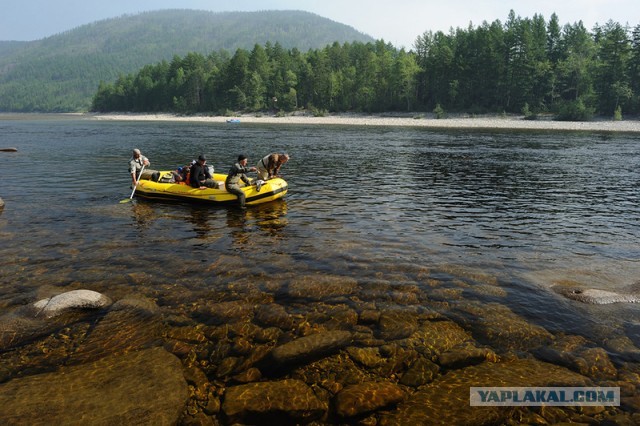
2, 0, 639, 49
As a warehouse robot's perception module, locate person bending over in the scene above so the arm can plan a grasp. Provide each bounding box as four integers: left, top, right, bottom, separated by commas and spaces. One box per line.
255, 152, 289, 191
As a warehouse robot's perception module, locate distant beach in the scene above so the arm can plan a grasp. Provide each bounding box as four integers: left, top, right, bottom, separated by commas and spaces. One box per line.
88, 112, 640, 133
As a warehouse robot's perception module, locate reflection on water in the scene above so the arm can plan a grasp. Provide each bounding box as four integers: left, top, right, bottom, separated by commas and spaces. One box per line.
0, 118, 639, 424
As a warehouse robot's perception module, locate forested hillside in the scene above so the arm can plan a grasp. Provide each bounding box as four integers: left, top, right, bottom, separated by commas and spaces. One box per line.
93, 11, 640, 120
0, 10, 374, 112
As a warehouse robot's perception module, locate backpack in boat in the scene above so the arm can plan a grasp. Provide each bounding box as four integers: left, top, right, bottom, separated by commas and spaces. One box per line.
157, 172, 176, 183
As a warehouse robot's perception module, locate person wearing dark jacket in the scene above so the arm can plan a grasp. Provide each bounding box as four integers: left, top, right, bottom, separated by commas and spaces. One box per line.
190, 154, 216, 188
225, 154, 256, 209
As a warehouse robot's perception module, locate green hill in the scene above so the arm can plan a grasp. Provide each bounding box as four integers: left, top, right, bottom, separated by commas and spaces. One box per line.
0, 9, 375, 112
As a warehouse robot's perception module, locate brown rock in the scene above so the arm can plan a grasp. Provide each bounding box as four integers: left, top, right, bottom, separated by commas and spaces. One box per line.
378, 310, 418, 340
535, 336, 617, 380
451, 302, 553, 351
399, 357, 439, 387
404, 320, 473, 358
438, 342, 497, 368
195, 300, 254, 325
232, 367, 262, 383
71, 297, 163, 363
222, 379, 326, 423
183, 364, 209, 389
166, 326, 208, 344
269, 330, 353, 366
306, 304, 359, 329
288, 275, 358, 300
379, 358, 591, 426
334, 382, 405, 418
0, 347, 188, 425
347, 346, 386, 368
254, 303, 293, 329
358, 309, 381, 324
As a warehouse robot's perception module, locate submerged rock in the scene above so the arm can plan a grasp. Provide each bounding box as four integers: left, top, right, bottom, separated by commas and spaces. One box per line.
347, 346, 387, 369
377, 309, 418, 340
604, 336, 640, 362
254, 303, 294, 330
403, 320, 474, 358
0, 315, 45, 352
31, 289, 112, 319
222, 379, 327, 424
379, 358, 591, 426
0, 347, 188, 424
0, 289, 113, 352
534, 335, 617, 380
334, 382, 405, 418
450, 302, 553, 351
438, 342, 498, 369
287, 274, 358, 300
399, 357, 440, 387
70, 296, 163, 363
195, 300, 255, 325
269, 330, 353, 367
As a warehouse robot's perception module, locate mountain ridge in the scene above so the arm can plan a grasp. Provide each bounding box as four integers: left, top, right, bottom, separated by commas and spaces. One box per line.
0, 9, 376, 112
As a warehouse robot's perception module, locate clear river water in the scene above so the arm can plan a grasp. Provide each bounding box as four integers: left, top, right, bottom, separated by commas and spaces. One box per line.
0, 115, 639, 423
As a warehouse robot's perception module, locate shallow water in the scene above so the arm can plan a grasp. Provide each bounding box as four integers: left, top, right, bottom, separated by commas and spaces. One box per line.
2, 119, 639, 311
0, 117, 639, 421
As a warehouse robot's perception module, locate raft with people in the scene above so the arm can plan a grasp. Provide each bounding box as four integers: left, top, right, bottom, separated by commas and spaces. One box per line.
134, 171, 288, 206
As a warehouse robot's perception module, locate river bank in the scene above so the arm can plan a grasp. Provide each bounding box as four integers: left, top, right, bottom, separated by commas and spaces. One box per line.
89, 112, 640, 133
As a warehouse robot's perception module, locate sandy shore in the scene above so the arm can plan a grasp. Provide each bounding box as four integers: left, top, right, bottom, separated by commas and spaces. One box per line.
88, 112, 640, 133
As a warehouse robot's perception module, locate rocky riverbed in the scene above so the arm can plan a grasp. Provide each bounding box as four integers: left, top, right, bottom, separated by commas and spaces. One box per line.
0, 270, 639, 425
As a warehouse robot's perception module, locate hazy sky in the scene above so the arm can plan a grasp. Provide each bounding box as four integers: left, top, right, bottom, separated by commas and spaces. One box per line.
2, 0, 638, 48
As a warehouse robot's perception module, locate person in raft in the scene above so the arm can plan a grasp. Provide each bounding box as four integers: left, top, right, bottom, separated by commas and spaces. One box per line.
129, 148, 150, 187
254, 152, 290, 192
225, 154, 257, 209
190, 154, 217, 189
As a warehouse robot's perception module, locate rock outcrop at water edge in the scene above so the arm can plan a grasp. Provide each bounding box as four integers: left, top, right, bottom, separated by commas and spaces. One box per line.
557, 287, 640, 304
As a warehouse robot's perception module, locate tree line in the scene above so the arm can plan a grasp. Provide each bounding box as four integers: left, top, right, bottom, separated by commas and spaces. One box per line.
92, 11, 640, 120
0, 10, 372, 112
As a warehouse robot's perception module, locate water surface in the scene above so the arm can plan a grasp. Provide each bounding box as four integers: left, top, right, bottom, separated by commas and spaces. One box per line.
1, 118, 639, 333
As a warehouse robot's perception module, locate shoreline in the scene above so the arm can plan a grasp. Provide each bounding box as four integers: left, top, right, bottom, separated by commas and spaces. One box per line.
87, 112, 640, 133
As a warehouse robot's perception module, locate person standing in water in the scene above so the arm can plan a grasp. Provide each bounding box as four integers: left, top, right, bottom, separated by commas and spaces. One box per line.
225, 154, 256, 209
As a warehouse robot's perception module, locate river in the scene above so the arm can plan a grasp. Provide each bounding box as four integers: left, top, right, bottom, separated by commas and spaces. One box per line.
0, 116, 638, 423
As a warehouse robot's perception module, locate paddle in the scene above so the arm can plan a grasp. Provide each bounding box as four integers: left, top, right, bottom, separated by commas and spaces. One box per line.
120, 164, 145, 204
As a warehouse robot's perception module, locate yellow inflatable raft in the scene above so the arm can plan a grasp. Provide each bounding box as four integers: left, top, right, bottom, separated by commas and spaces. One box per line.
135, 171, 287, 206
